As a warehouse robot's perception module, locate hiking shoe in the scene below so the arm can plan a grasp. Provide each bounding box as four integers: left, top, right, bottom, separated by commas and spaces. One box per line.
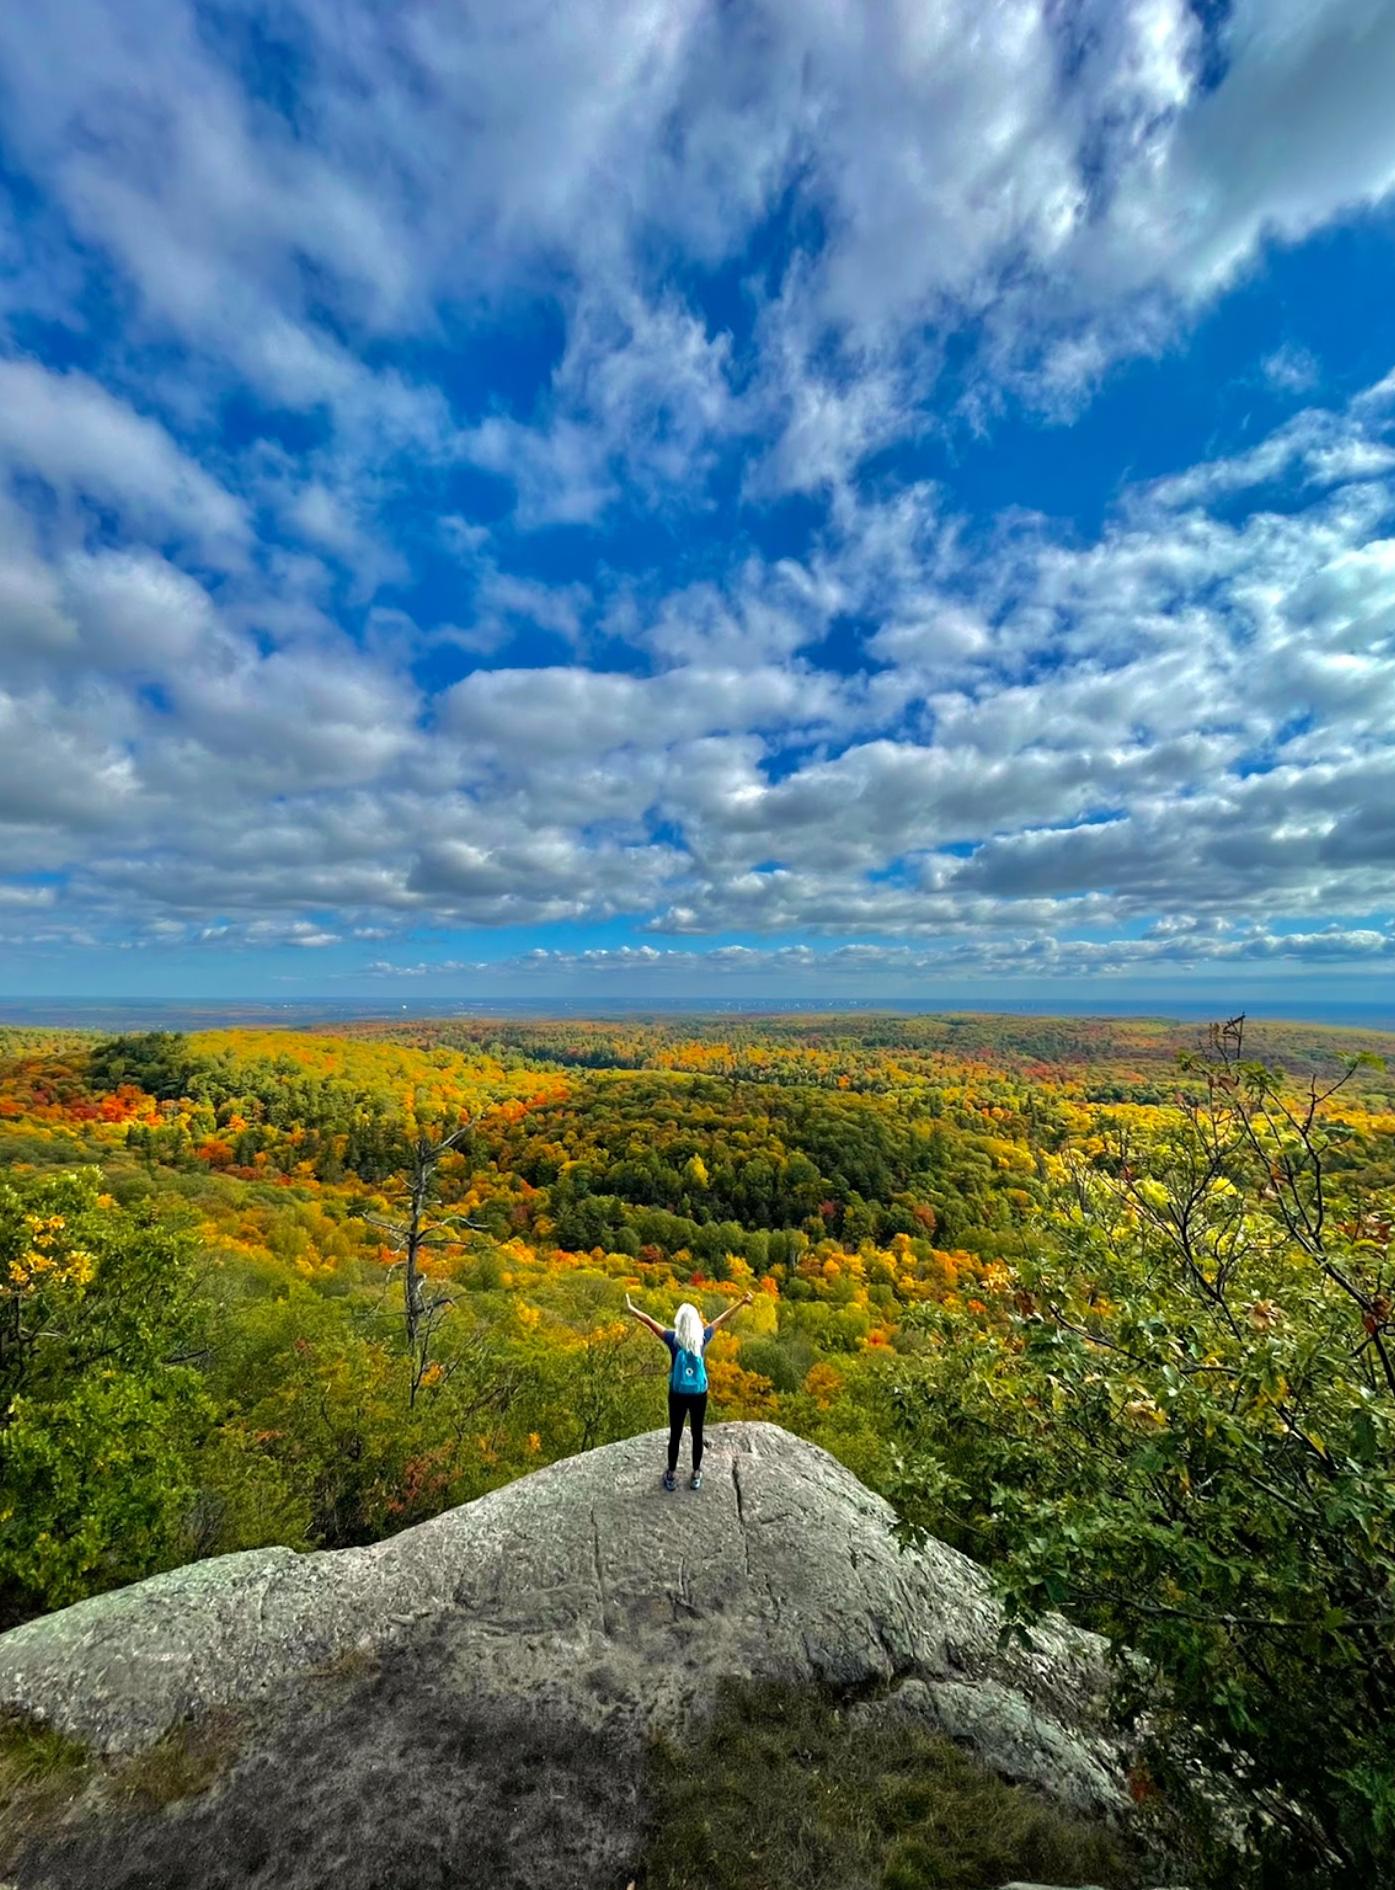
662, 1470, 677, 1492
690, 1470, 703, 1491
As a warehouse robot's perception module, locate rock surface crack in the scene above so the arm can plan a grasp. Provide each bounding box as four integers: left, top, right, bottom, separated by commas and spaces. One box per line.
589, 1509, 611, 1637
731, 1457, 754, 1586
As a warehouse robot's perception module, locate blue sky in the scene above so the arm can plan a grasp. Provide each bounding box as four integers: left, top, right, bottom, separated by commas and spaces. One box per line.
2, 0, 1395, 1011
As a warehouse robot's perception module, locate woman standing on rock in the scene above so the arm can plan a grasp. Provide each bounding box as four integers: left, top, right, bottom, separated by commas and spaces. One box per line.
625, 1291, 753, 1491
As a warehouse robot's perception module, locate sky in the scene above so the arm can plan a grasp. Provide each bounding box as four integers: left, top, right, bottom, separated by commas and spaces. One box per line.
1, 0, 1395, 1014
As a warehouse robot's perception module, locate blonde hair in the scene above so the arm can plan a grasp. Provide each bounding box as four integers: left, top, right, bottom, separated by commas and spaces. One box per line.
673, 1302, 705, 1356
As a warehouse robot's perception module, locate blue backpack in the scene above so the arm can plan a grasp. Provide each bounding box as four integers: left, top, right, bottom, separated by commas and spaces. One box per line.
670, 1336, 707, 1393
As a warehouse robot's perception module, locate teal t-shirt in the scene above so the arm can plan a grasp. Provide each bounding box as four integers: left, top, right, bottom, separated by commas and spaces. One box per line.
664, 1325, 715, 1394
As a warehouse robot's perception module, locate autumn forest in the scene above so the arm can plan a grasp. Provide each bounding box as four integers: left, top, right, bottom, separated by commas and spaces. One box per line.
3, 1011, 1394, 1885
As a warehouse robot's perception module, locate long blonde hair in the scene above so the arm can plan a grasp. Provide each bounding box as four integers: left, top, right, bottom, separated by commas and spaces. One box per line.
673, 1302, 705, 1356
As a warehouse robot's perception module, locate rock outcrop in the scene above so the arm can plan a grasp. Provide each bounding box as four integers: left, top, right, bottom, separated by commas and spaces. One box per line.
0, 1423, 1128, 1888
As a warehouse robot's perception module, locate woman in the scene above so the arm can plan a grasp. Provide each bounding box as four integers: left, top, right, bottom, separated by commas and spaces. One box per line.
625, 1289, 754, 1491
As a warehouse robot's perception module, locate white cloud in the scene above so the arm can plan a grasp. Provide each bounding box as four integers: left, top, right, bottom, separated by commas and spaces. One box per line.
60, 550, 218, 672
4, 372, 1393, 957
0, 359, 247, 556
1262, 344, 1322, 394
1145, 407, 1395, 509
0, 684, 144, 844
5, 0, 1395, 515
462, 293, 737, 525
361, 922, 1395, 991
1106, 0, 1395, 300
2, 6, 1395, 981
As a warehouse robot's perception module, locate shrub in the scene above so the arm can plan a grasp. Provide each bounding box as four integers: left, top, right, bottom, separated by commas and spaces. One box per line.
889, 1021, 1395, 1887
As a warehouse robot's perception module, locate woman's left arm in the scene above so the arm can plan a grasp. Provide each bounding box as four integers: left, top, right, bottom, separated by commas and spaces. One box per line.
624, 1293, 669, 1340
706, 1290, 754, 1334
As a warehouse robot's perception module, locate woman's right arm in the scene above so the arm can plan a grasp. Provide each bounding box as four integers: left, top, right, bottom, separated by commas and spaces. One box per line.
624, 1293, 667, 1339
705, 1290, 754, 1335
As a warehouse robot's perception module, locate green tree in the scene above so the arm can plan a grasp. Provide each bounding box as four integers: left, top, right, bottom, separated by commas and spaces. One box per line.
889, 1020, 1395, 1886
0, 1170, 212, 1626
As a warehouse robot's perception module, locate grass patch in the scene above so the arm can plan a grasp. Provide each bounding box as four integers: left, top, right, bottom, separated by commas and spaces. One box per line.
0, 1712, 94, 1861
642, 1680, 1135, 1890
0, 1706, 238, 1867
108, 1714, 238, 1809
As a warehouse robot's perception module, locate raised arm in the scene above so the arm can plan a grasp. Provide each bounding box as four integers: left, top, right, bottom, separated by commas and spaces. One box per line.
624, 1293, 669, 1340
705, 1290, 754, 1335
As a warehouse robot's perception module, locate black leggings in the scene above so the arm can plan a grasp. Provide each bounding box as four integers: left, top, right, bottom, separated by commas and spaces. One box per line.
667, 1390, 707, 1474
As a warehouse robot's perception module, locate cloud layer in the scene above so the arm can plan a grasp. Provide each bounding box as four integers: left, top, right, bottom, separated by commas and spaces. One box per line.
1, 1, 1394, 993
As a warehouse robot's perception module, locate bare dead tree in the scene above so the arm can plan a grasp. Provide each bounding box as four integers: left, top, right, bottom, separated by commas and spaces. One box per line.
365, 1121, 485, 1405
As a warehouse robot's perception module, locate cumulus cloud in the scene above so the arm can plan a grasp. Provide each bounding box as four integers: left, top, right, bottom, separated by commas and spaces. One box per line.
0, 360, 247, 556
1, 5, 1394, 988
5, 0, 1395, 505
359, 924, 1395, 995
5, 371, 1395, 964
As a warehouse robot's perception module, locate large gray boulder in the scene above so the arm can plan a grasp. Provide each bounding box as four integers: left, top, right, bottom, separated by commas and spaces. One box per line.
0, 1423, 1128, 1888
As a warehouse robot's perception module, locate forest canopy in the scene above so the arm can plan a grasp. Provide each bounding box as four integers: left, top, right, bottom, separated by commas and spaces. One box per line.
1, 1011, 1392, 1887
